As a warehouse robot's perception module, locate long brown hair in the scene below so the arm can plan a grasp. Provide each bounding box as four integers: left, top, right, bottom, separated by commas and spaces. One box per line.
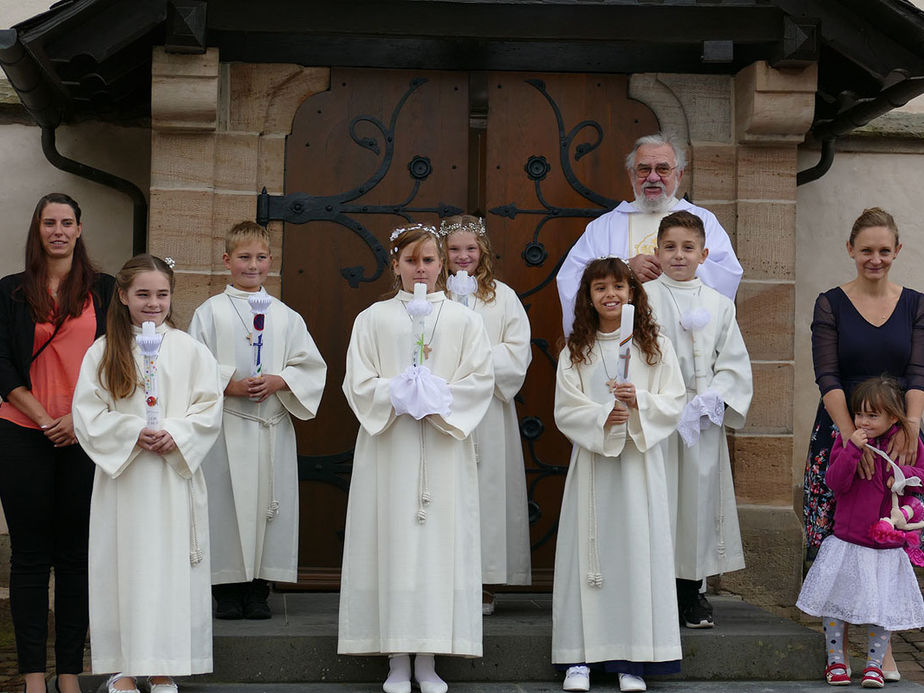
440, 214, 497, 302
567, 257, 661, 367
98, 255, 175, 400
850, 374, 912, 446
20, 193, 99, 325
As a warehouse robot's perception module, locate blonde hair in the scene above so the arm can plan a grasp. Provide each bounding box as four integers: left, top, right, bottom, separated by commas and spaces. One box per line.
225, 220, 271, 255
849, 207, 899, 247
441, 214, 496, 303
98, 254, 175, 400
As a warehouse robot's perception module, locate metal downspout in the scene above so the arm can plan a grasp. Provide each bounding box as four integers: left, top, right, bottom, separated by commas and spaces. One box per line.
40, 127, 148, 254
0, 28, 148, 253
796, 137, 836, 187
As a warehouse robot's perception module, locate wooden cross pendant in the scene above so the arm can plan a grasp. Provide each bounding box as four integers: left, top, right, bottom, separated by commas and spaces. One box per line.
422, 343, 432, 360
605, 378, 618, 393
246, 333, 253, 345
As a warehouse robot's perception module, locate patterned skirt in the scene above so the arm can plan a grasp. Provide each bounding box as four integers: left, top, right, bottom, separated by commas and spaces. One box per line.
802, 402, 838, 560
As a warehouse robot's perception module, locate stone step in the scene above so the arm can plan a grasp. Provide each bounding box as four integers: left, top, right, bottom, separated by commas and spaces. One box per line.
83, 680, 924, 692
196, 593, 825, 683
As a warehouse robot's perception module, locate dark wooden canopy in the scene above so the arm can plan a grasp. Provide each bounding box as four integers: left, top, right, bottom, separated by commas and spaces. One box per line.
2, 0, 924, 140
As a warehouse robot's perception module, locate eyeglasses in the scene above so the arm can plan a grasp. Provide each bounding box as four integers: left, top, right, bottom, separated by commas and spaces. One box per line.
633, 164, 676, 178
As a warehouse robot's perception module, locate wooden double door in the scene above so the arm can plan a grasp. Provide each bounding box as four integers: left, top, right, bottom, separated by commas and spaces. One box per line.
278, 67, 657, 588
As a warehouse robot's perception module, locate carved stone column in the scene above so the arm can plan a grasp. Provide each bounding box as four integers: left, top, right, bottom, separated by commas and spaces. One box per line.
726, 60, 816, 608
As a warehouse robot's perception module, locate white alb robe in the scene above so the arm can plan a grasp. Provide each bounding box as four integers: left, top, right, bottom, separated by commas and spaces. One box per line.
457, 281, 532, 585
645, 275, 753, 580
556, 198, 743, 335
72, 326, 223, 676
188, 286, 327, 584
552, 333, 685, 666
338, 290, 494, 657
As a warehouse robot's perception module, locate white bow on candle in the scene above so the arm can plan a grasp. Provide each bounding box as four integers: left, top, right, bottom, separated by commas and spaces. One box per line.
406, 282, 433, 365
447, 270, 477, 308
136, 321, 163, 430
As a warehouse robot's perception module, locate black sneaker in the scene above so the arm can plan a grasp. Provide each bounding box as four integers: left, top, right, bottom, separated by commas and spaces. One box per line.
680, 593, 714, 628
213, 583, 245, 620
243, 578, 272, 620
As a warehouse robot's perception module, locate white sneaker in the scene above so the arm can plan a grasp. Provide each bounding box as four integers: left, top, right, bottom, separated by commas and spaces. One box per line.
106, 674, 140, 693
618, 673, 647, 692
147, 677, 178, 693
563, 665, 590, 691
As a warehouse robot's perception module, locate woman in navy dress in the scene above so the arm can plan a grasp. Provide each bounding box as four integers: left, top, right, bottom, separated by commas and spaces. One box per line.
802, 207, 924, 681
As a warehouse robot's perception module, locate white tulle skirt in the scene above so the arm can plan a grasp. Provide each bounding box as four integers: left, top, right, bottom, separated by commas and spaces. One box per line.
797, 535, 924, 631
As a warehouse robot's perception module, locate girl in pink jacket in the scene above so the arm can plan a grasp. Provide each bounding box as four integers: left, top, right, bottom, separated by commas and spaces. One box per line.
798, 375, 924, 688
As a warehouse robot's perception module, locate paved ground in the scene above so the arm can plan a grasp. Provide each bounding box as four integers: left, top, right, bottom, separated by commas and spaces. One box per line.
799, 615, 924, 685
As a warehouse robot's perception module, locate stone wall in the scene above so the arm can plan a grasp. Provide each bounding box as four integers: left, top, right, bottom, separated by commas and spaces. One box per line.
148, 48, 330, 325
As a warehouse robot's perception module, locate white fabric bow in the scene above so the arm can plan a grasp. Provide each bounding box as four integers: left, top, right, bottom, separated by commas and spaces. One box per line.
679, 307, 711, 331
677, 388, 725, 447
864, 444, 923, 495
447, 271, 477, 300
389, 364, 452, 420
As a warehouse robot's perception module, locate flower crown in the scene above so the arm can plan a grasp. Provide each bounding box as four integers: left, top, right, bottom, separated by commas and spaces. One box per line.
389, 223, 440, 254
439, 216, 486, 238
587, 254, 634, 275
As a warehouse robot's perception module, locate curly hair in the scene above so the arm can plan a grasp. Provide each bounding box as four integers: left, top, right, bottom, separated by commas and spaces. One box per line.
441, 214, 497, 303
567, 257, 661, 367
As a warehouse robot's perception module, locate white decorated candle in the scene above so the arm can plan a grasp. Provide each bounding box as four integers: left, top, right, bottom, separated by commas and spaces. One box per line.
617, 304, 635, 383
136, 320, 163, 429
414, 282, 427, 300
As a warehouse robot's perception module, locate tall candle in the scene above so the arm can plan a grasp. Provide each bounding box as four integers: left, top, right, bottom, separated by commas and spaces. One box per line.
616, 304, 635, 383
413, 282, 427, 300
136, 320, 163, 430
248, 291, 272, 381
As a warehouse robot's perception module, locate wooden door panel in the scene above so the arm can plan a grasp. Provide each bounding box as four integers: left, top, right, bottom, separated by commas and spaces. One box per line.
279, 68, 658, 588
281, 68, 469, 587
484, 72, 659, 584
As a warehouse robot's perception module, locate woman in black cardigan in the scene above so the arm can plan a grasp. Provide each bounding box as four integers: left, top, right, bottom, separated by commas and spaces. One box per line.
0, 193, 114, 693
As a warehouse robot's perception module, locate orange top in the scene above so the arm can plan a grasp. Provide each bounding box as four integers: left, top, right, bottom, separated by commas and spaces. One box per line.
0, 297, 97, 430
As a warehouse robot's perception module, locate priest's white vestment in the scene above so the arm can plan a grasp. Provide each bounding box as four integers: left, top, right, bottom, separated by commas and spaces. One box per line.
72, 326, 223, 676
463, 280, 532, 585
552, 333, 685, 666
189, 286, 327, 584
338, 290, 494, 657
556, 198, 742, 336
645, 274, 752, 580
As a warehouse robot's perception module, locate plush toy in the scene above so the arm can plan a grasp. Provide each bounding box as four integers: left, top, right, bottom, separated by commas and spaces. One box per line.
869, 493, 924, 566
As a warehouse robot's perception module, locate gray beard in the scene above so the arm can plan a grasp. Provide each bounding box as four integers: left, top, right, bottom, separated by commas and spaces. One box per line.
632, 194, 676, 214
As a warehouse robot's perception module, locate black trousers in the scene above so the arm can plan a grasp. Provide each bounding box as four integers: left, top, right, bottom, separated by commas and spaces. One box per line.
0, 419, 94, 674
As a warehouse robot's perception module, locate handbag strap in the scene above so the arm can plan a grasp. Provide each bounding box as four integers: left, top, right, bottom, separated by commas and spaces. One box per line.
30, 320, 63, 364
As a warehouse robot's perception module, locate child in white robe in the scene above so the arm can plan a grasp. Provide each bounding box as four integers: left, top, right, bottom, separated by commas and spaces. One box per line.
645, 210, 753, 629
72, 254, 223, 693
188, 221, 327, 619
441, 214, 532, 614
338, 223, 494, 693
552, 257, 685, 693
